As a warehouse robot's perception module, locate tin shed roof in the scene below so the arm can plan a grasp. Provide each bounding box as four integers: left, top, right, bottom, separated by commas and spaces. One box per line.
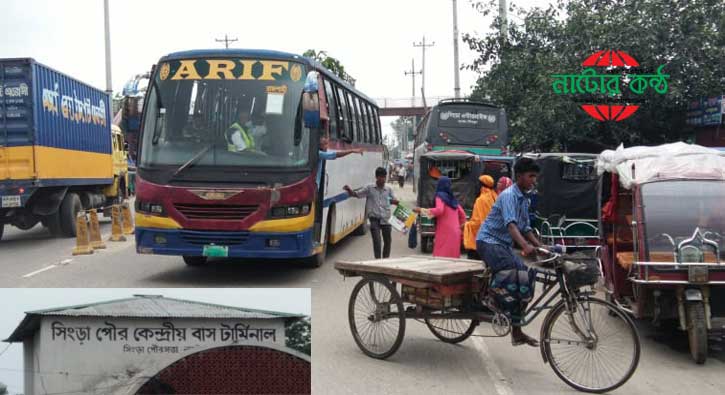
5, 295, 304, 342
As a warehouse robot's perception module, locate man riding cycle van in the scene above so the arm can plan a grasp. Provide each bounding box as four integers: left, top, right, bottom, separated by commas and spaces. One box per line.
476, 157, 543, 347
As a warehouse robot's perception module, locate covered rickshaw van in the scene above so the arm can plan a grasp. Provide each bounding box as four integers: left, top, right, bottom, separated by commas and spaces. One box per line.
416, 150, 481, 253
596, 142, 725, 364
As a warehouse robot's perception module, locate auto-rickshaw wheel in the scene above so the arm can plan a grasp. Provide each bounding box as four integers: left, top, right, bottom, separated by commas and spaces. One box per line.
686, 302, 708, 364
420, 236, 433, 254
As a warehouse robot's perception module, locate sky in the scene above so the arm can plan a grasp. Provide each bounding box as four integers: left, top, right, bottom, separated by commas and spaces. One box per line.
0, 288, 310, 394
0, 0, 551, 140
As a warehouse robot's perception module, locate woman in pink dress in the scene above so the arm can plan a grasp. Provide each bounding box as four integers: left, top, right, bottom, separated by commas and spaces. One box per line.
415, 176, 466, 258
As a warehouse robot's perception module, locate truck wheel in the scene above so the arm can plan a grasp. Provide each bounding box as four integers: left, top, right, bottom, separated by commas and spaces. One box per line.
686, 302, 708, 364
59, 192, 82, 238
43, 212, 63, 237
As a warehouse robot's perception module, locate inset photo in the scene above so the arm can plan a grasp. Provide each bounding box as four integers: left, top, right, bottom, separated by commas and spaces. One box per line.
0, 288, 310, 395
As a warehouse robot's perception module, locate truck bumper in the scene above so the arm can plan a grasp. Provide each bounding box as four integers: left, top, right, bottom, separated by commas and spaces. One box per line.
0, 182, 38, 210
135, 227, 316, 259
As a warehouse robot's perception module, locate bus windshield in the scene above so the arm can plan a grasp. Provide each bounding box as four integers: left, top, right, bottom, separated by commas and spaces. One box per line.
432, 104, 506, 147
140, 58, 310, 171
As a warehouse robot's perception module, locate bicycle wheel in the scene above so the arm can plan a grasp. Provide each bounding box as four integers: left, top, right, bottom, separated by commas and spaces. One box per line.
542, 297, 640, 393
425, 309, 478, 344
348, 277, 406, 359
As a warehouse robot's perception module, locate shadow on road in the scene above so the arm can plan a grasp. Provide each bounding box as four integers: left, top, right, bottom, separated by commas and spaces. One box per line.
641, 319, 725, 363
142, 232, 359, 287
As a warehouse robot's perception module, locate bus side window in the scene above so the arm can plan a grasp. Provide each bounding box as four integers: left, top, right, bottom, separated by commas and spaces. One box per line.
323, 79, 337, 138
350, 94, 360, 143
360, 102, 370, 144
342, 91, 354, 142
365, 102, 374, 144
372, 107, 381, 144
336, 85, 349, 140
416, 112, 430, 145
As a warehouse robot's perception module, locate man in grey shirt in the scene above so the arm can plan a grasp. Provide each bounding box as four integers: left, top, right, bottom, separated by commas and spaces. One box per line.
344, 167, 400, 259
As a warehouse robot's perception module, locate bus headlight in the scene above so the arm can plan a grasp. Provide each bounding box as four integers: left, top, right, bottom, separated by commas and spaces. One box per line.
135, 200, 166, 216
269, 203, 312, 218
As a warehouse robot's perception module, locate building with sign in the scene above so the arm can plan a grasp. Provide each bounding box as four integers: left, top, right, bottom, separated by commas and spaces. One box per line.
687, 95, 725, 147
4, 295, 310, 394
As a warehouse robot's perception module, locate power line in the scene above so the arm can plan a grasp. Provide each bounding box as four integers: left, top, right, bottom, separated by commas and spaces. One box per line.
0, 343, 11, 358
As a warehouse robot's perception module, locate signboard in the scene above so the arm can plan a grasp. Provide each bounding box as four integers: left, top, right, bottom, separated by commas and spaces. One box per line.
687, 95, 724, 127
389, 203, 417, 234
437, 107, 499, 129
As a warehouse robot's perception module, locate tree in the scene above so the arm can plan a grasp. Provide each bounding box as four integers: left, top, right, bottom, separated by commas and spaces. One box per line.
285, 317, 311, 356
303, 49, 356, 86
390, 117, 415, 152
463, 0, 725, 151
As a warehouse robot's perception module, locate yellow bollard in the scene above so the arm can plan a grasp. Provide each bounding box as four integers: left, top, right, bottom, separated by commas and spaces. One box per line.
87, 209, 106, 250
72, 212, 94, 255
121, 202, 134, 235
108, 205, 127, 242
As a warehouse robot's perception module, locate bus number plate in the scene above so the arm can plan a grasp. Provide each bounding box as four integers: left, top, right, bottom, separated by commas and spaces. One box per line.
1, 195, 21, 208
203, 245, 228, 258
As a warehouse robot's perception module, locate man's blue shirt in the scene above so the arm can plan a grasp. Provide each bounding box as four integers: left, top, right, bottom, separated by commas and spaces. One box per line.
317, 150, 337, 186
477, 184, 532, 247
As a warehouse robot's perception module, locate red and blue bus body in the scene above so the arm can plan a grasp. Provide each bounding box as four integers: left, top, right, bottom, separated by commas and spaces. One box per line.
134, 49, 380, 263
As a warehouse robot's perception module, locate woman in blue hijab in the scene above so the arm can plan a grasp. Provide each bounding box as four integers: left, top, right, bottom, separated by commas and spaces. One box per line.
415, 176, 466, 257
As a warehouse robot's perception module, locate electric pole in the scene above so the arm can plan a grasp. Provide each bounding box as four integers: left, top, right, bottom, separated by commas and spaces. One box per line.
499, 0, 508, 39
413, 36, 435, 105
215, 34, 238, 49
103, 0, 112, 95
452, 0, 461, 98
404, 58, 422, 107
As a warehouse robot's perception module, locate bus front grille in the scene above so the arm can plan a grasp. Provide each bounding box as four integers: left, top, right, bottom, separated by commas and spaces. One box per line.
174, 203, 258, 220
179, 230, 250, 245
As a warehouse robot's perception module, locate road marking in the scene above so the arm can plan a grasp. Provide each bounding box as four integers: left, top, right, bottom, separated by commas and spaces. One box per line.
22, 264, 58, 278
471, 335, 514, 395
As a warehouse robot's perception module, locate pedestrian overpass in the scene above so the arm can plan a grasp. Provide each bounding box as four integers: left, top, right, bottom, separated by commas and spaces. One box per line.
375, 96, 447, 116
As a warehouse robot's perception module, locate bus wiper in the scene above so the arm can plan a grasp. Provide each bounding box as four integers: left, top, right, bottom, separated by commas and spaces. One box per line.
170, 144, 213, 179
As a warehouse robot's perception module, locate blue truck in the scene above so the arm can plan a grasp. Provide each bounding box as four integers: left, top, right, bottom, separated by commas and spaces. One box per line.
0, 58, 128, 240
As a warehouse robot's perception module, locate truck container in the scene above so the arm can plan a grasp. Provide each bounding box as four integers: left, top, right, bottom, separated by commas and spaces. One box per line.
0, 58, 127, 239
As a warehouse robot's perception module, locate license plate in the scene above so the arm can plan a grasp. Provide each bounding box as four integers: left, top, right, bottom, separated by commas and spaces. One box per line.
1, 195, 21, 208
203, 245, 229, 257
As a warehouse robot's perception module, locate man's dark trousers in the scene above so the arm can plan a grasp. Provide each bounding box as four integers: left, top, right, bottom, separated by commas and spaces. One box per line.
369, 217, 392, 259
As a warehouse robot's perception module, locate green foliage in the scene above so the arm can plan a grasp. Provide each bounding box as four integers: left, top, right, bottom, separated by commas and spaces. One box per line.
463, 0, 725, 151
303, 49, 356, 85
285, 317, 311, 356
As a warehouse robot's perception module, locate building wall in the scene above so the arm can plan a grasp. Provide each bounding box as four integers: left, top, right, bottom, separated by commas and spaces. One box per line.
30, 316, 286, 394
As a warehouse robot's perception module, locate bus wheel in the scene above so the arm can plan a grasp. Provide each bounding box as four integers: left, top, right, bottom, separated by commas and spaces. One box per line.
183, 256, 208, 267
352, 222, 367, 236
306, 212, 331, 268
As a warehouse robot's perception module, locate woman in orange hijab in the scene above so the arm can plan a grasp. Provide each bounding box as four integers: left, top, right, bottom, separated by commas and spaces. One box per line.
464, 175, 498, 259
